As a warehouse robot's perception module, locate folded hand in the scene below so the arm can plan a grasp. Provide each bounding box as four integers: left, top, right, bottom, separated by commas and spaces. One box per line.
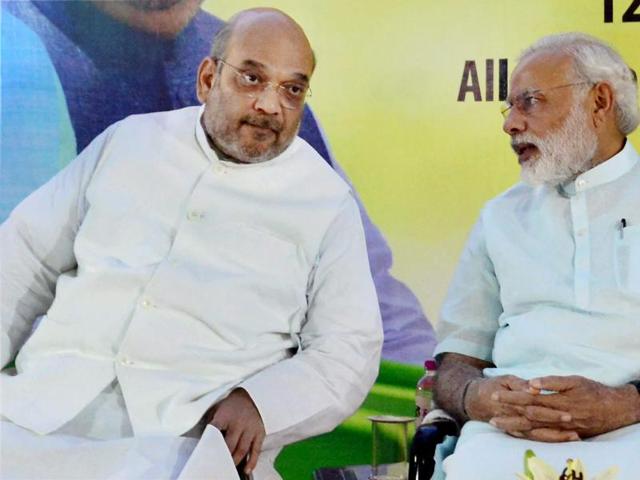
489, 375, 639, 441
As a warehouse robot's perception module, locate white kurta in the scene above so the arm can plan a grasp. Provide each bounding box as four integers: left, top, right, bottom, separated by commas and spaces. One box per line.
435, 141, 640, 478
0, 106, 382, 477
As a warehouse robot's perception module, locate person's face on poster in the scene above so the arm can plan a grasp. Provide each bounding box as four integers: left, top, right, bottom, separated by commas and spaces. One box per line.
124, 0, 190, 11
92, 0, 203, 37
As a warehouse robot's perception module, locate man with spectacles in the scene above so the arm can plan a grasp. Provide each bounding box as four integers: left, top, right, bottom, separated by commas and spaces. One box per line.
433, 33, 640, 478
2, 0, 437, 366
0, 9, 382, 479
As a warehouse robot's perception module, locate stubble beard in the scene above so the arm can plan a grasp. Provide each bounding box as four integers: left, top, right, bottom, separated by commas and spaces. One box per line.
124, 0, 187, 12
515, 102, 598, 187
202, 88, 299, 164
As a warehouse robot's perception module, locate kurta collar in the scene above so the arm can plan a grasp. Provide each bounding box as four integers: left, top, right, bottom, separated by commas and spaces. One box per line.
558, 140, 638, 196
195, 105, 220, 164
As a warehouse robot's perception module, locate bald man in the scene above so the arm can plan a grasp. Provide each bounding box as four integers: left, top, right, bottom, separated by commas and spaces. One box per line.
3, 0, 436, 365
0, 9, 382, 480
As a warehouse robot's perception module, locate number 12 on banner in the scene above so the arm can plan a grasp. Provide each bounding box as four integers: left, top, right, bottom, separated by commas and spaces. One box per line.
604, 0, 640, 22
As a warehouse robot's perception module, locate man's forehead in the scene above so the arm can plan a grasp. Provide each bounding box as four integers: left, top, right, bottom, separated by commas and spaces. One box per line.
224, 15, 314, 79
510, 52, 574, 94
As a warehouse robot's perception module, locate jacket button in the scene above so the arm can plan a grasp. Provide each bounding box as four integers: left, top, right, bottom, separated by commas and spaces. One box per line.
119, 356, 134, 366
187, 210, 204, 221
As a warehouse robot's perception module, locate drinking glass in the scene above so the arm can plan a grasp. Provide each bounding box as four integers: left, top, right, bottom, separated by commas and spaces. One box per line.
368, 415, 413, 480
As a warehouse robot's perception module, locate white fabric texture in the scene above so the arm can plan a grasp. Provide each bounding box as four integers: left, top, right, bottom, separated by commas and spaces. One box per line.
0, 105, 382, 475
0, 420, 198, 480
435, 141, 640, 385
435, 141, 640, 478
444, 421, 640, 479
1, 382, 273, 479
54, 380, 133, 440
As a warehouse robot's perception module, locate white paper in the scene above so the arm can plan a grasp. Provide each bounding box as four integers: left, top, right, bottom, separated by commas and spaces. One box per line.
177, 425, 240, 480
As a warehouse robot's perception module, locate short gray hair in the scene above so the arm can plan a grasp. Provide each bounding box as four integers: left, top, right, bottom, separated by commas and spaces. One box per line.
209, 21, 233, 63
520, 32, 639, 135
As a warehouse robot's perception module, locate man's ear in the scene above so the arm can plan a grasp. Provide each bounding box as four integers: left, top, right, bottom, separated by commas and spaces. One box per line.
591, 81, 615, 129
196, 57, 217, 103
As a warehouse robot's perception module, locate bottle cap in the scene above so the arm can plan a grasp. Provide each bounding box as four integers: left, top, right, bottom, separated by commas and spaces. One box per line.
424, 360, 437, 370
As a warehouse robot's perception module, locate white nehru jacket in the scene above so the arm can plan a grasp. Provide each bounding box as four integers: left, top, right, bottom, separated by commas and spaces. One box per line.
0, 106, 382, 447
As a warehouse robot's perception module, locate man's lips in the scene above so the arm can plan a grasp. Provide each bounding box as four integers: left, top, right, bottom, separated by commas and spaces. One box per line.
241, 118, 282, 135
245, 122, 273, 132
511, 142, 538, 164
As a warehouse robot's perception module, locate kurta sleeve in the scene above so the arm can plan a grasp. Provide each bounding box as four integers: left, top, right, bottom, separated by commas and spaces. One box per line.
434, 212, 503, 362
303, 107, 436, 365
0, 125, 114, 368
330, 159, 436, 364
239, 194, 383, 450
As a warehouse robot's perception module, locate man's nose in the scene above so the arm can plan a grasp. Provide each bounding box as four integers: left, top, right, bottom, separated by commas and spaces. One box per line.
253, 85, 282, 116
502, 107, 526, 136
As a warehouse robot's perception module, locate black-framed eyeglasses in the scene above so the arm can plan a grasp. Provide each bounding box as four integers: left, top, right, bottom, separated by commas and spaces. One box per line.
501, 82, 594, 119
216, 58, 312, 110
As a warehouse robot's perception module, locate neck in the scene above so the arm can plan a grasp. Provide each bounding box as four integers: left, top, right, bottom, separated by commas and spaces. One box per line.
591, 133, 626, 168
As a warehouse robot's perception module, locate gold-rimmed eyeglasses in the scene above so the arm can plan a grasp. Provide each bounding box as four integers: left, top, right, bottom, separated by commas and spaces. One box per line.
216, 58, 312, 110
501, 82, 594, 119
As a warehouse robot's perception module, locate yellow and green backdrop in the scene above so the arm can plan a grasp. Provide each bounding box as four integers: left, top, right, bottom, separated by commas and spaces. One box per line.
210, 2, 638, 476
1, 0, 638, 477
211, 0, 639, 324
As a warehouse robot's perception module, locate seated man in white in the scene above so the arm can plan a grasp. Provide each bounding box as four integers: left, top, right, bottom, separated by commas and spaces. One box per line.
0, 8, 382, 479
433, 33, 640, 479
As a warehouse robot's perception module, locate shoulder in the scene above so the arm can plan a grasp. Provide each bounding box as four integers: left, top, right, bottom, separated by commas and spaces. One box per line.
482, 181, 547, 219
113, 106, 199, 136
489, 181, 535, 205
286, 137, 352, 199
3, 1, 43, 30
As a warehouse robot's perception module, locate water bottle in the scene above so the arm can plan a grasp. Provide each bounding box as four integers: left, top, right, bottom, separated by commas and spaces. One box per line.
415, 360, 437, 427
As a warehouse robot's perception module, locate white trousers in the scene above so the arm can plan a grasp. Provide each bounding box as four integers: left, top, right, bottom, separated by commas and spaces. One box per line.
0, 381, 281, 480
443, 420, 640, 479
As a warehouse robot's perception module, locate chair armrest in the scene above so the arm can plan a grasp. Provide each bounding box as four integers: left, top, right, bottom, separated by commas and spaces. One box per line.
408, 410, 459, 479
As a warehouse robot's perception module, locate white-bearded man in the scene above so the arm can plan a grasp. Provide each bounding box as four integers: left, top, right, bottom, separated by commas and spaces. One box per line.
433, 33, 640, 478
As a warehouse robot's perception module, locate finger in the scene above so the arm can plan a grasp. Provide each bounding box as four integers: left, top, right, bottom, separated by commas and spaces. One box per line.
529, 375, 580, 392
490, 416, 532, 432
525, 428, 580, 443
501, 375, 530, 391
522, 405, 572, 424
499, 404, 527, 418
209, 413, 228, 433
232, 431, 252, 466
528, 392, 569, 411
245, 430, 265, 474
224, 426, 242, 462
492, 390, 536, 406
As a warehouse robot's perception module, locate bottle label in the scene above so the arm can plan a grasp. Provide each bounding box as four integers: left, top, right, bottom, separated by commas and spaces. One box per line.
415, 391, 432, 426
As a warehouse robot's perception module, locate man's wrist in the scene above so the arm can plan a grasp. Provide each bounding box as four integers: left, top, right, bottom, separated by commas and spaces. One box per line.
460, 377, 480, 422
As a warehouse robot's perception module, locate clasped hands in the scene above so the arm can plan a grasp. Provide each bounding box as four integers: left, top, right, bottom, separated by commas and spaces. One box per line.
465, 374, 638, 442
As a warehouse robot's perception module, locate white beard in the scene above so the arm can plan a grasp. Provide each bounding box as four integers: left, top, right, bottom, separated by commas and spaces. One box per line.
515, 103, 598, 186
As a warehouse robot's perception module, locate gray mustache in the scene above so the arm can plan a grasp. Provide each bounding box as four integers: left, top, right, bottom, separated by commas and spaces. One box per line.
242, 116, 283, 133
